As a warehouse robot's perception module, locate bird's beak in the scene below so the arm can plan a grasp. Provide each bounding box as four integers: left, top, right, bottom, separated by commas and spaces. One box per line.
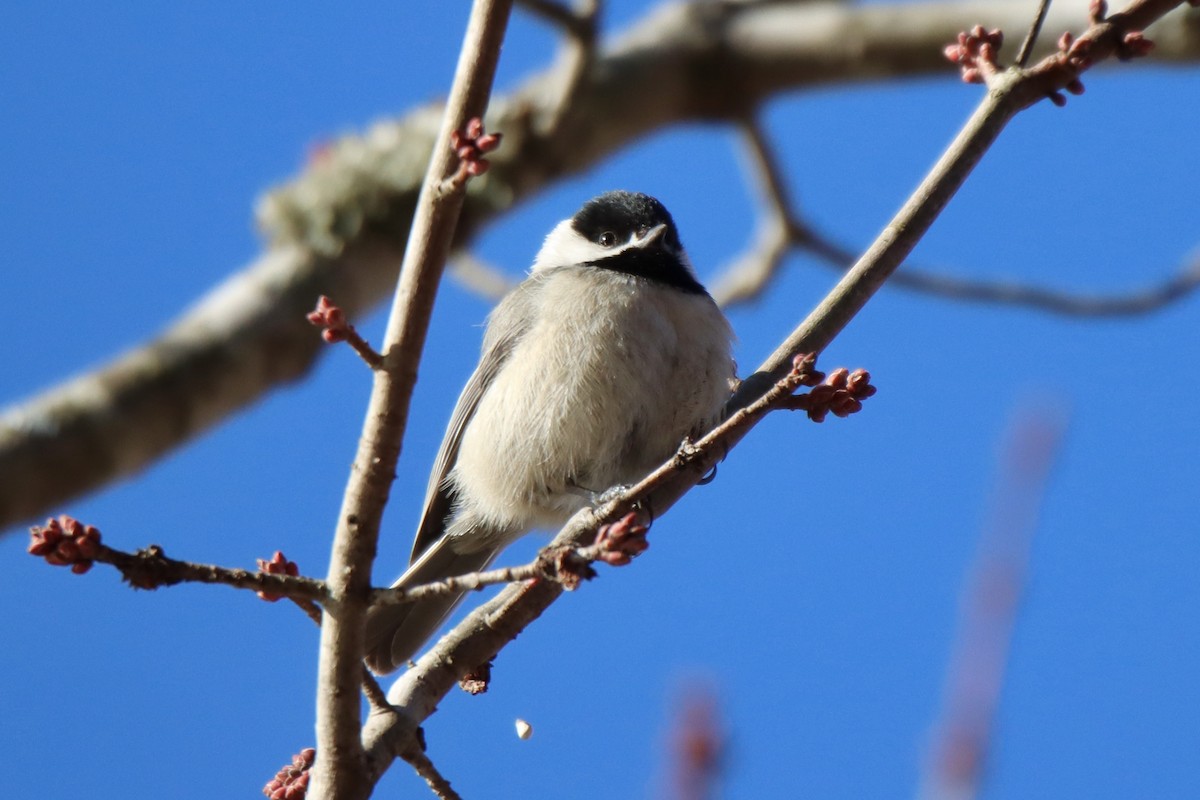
635, 223, 668, 250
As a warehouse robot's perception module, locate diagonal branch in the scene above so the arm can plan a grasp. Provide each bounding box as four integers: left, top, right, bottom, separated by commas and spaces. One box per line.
920, 409, 1067, 800
517, 0, 595, 38
1016, 0, 1059, 67
518, 0, 602, 136
401, 745, 464, 800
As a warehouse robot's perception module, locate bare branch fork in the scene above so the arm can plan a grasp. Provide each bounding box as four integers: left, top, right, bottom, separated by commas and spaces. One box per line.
710, 100, 1200, 312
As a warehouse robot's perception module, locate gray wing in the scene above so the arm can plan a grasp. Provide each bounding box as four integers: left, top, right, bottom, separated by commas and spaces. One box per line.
407, 276, 543, 563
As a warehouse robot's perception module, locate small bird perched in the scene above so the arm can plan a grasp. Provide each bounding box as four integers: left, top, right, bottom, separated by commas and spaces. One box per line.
365, 191, 735, 674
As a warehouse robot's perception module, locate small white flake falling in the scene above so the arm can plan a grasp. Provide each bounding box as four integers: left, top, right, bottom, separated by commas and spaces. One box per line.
514, 718, 533, 740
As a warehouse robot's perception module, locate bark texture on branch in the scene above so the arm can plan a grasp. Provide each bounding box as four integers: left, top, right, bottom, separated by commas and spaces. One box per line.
2, 0, 1196, 530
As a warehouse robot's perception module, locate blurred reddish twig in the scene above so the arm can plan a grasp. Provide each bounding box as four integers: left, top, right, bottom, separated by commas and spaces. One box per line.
670, 686, 726, 800
921, 408, 1068, 800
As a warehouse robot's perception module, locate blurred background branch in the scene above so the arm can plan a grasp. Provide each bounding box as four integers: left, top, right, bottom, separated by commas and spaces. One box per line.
2, 0, 1197, 531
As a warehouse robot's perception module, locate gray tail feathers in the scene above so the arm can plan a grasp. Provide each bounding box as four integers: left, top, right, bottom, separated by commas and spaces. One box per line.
364, 538, 498, 674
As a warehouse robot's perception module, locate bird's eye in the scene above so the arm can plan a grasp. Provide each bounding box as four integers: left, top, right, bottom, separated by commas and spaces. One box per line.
597, 231, 617, 247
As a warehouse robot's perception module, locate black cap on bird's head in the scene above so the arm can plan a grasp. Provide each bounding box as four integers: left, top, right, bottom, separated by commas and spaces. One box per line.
571, 191, 683, 253
565, 191, 705, 295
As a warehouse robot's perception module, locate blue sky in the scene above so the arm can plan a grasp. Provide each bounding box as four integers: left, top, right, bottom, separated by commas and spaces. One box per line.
3, 2, 1198, 798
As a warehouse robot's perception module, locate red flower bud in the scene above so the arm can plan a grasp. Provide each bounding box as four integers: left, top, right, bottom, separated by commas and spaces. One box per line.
55, 539, 81, 562
826, 368, 849, 390
76, 536, 99, 559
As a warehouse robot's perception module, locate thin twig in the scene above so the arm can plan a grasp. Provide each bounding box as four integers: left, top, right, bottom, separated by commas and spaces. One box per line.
891, 251, 1200, 315
88, 542, 330, 602
1016, 0, 1056, 66
737, 117, 795, 224
803, 227, 1200, 317
360, 666, 393, 714
292, 597, 326, 625
342, 329, 385, 370
538, 0, 602, 135
291, 596, 393, 712
670, 687, 726, 800
309, 294, 386, 369
401, 746, 463, 800
712, 114, 1200, 314
708, 219, 792, 307
517, 0, 594, 38
920, 409, 1067, 800
708, 119, 799, 305
371, 561, 549, 608
311, 0, 515, 797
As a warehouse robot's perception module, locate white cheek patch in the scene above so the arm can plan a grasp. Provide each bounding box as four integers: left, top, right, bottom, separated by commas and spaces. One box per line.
531, 221, 636, 274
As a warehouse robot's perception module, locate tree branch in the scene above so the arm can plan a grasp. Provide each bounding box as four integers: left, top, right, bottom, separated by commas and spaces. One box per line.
710, 109, 1200, 313
311, 1, 514, 797
2, 0, 1195, 532
400, 743, 464, 800
920, 409, 1067, 800
27, 517, 330, 601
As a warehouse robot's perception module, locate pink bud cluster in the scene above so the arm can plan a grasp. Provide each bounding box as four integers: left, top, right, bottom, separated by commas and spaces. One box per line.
306, 295, 350, 343
263, 748, 315, 800
789, 352, 826, 388
450, 117, 502, 178
256, 551, 300, 602
595, 512, 650, 567
803, 367, 876, 423
1041, 30, 1091, 105
945, 3, 1159, 107
943, 25, 1004, 85
28, 516, 101, 574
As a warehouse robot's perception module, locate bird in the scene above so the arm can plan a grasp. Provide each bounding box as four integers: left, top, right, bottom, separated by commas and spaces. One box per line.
364, 190, 736, 674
